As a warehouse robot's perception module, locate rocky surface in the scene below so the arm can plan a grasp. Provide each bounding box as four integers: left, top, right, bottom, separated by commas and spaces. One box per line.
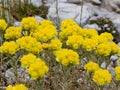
5, 67, 30, 84
47, 2, 93, 26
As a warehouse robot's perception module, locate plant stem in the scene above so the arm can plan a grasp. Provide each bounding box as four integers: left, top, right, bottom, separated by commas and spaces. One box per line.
55, 0, 60, 32
35, 79, 44, 90
80, 0, 83, 26
99, 86, 104, 90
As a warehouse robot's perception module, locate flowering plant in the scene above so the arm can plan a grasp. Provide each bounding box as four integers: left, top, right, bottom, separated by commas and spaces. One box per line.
0, 18, 120, 90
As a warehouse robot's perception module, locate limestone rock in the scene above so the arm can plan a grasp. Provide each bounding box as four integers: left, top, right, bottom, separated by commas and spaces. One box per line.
47, 2, 93, 26
102, 0, 120, 13
84, 24, 99, 30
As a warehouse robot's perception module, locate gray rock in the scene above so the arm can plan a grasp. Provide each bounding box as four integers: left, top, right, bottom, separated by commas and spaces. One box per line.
84, 24, 99, 30
100, 61, 106, 69
67, 0, 82, 3
47, 2, 93, 26
34, 15, 44, 22
111, 16, 120, 33
110, 55, 118, 61
30, 0, 42, 7
118, 42, 120, 47
5, 67, 30, 84
5, 68, 15, 84
86, 4, 120, 34
14, 21, 21, 26
102, 0, 120, 13
92, 0, 101, 5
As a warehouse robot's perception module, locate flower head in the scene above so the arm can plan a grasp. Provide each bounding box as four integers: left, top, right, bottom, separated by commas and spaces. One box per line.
84, 61, 99, 73
95, 43, 111, 56
93, 69, 111, 86
4, 26, 22, 40
66, 35, 83, 49
54, 49, 80, 66
28, 59, 49, 80
33, 25, 57, 42
49, 39, 62, 50
100, 32, 114, 41
82, 38, 98, 51
115, 66, 120, 81
6, 84, 28, 90
0, 41, 19, 55
20, 53, 37, 68
0, 19, 7, 31
21, 17, 39, 32
16, 36, 42, 54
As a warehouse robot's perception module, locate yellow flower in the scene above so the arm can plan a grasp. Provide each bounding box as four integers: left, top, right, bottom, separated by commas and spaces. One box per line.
81, 28, 98, 39
28, 59, 49, 80
115, 66, 120, 81
16, 36, 42, 54
66, 35, 83, 49
40, 20, 53, 26
49, 39, 62, 50
21, 17, 39, 32
100, 32, 114, 41
0, 19, 7, 31
61, 19, 77, 30
97, 35, 109, 44
20, 53, 37, 68
82, 38, 98, 51
54, 49, 80, 66
60, 19, 83, 42
33, 25, 57, 42
84, 61, 99, 73
95, 43, 111, 56
0, 41, 19, 55
110, 42, 120, 54
6, 84, 28, 90
96, 42, 119, 56
4, 26, 22, 40
93, 69, 111, 86
42, 43, 49, 49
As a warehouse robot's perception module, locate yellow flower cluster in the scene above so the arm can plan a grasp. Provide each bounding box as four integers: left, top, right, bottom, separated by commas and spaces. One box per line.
100, 32, 114, 41
84, 61, 99, 73
49, 39, 62, 50
59, 19, 120, 56
61, 19, 77, 30
93, 69, 111, 86
6, 84, 28, 90
40, 20, 53, 26
66, 35, 83, 49
82, 38, 98, 51
28, 59, 49, 80
54, 49, 80, 66
81, 28, 98, 39
115, 66, 120, 81
4, 26, 22, 40
42, 43, 49, 49
33, 22, 57, 42
16, 36, 42, 54
96, 42, 120, 56
59, 25, 82, 42
110, 42, 120, 54
0, 41, 19, 55
60, 19, 83, 42
0, 19, 7, 31
21, 17, 39, 31
96, 43, 111, 56
20, 53, 37, 68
